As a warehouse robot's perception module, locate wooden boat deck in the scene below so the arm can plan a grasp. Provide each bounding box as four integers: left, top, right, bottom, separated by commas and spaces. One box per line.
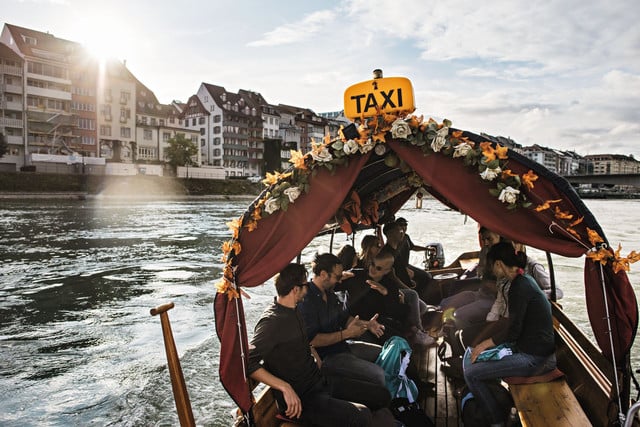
416, 339, 461, 426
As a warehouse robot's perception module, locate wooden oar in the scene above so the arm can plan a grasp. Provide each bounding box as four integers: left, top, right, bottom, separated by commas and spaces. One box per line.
150, 302, 195, 427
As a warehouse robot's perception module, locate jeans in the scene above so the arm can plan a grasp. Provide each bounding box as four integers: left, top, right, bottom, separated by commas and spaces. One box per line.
300, 381, 373, 426
400, 288, 426, 330
463, 348, 557, 424
322, 349, 391, 410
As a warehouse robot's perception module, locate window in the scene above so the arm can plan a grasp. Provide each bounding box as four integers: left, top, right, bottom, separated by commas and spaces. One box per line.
144, 129, 152, 140
82, 136, 96, 145
213, 137, 221, 145
213, 115, 221, 123
200, 128, 205, 136
120, 91, 130, 104
192, 118, 196, 126
150, 118, 157, 126
214, 126, 221, 134
159, 119, 165, 126
163, 132, 170, 142
77, 118, 95, 130
213, 149, 221, 156
199, 117, 205, 125
201, 139, 206, 147
120, 127, 131, 138
100, 125, 111, 136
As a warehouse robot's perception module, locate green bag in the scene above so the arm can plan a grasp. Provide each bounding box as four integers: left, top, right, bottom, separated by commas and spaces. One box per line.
375, 336, 419, 402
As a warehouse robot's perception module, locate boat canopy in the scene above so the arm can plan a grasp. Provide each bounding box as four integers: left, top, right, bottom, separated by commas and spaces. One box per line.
214, 119, 638, 413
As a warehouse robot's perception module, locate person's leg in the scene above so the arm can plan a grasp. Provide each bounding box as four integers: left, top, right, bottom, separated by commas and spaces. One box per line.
301, 388, 373, 427
347, 340, 382, 363
400, 288, 423, 330
439, 290, 479, 310
463, 350, 556, 424
322, 352, 390, 410
453, 297, 495, 329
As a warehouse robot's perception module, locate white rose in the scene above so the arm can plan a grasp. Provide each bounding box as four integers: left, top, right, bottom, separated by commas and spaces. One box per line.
498, 186, 520, 204
431, 126, 449, 152
311, 147, 333, 162
453, 142, 472, 158
480, 166, 502, 181
283, 186, 301, 203
264, 197, 280, 214
343, 139, 359, 155
390, 119, 413, 139
359, 139, 374, 153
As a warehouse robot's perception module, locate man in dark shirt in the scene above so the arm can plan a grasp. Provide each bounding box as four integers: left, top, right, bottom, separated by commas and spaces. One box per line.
297, 253, 391, 411
248, 263, 373, 426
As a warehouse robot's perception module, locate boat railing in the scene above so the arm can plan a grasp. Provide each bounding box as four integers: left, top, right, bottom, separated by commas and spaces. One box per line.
624, 401, 640, 427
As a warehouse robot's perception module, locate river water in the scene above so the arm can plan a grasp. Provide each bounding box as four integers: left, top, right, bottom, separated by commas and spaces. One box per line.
0, 197, 638, 426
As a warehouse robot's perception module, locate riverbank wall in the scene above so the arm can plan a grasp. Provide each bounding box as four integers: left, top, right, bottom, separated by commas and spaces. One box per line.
0, 172, 262, 197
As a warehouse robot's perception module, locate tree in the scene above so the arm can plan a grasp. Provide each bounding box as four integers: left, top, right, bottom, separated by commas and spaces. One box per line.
0, 132, 7, 158
166, 134, 198, 173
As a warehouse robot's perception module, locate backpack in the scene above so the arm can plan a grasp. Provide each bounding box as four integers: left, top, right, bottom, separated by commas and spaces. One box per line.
375, 336, 418, 402
460, 383, 515, 427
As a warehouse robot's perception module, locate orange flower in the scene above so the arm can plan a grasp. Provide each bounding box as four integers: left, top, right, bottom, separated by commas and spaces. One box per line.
501, 169, 518, 179
586, 248, 610, 266
244, 219, 258, 232
222, 240, 242, 256
587, 227, 604, 246
553, 206, 573, 220
566, 227, 581, 239
226, 218, 242, 239
263, 171, 292, 186
534, 199, 562, 212
451, 130, 464, 139
383, 112, 397, 124
289, 150, 306, 169
408, 115, 423, 128
522, 170, 538, 190
251, 206, 262, 222
323, 133, 331, 145
480, 141, 496, 162
569, 216, 584, 227
372, 131, 387, 143
495, 144, 509, 160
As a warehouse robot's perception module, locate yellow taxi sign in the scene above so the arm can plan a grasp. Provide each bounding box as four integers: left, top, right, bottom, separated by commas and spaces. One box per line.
343, 76, 415, 120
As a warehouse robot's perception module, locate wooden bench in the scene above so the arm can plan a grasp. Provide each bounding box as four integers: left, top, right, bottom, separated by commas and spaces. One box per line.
504, 369, 592, 426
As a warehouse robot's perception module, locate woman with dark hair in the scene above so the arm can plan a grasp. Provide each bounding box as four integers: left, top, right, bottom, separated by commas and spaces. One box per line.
337, 244, 358, 271
357, 235, 381, 269
462, 241, 556, 426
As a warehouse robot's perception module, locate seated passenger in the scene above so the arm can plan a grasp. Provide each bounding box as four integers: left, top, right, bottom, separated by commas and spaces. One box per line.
248, 263, 376, 426
357, 235, 382, 269
463, 242, 556, 426
297, 253, 392, 411
337, 248, 435, 347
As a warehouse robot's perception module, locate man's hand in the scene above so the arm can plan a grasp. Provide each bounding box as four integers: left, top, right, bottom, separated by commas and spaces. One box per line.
367, 313, 385, 338
366, 279, 388, 295
345, 315, 366, 338
280, 383, 302, 419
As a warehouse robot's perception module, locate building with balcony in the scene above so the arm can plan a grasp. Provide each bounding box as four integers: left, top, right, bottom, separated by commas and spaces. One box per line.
0, 41, 25, 171
1, 23, 76, 164
276, 104, 326, 154
584, 154, 640, 175
196, 83, 262, 177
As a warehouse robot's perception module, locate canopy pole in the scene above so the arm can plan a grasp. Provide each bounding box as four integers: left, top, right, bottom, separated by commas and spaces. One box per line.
545, 251, 557, 301
597, 260, 625, 424
329, 227, 336, 253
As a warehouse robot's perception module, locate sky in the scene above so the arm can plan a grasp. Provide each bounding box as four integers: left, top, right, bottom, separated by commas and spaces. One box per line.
3, 0, 640, 158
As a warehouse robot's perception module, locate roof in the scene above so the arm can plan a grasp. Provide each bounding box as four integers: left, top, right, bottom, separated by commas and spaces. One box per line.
4, 23, 80, 60
202, 83, 258, 119
0, 41, 23, 62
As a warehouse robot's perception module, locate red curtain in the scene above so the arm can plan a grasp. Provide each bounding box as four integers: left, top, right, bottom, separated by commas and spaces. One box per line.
388, 140, 589, 257
585, 258, 638, 363
215, 154, 371, 411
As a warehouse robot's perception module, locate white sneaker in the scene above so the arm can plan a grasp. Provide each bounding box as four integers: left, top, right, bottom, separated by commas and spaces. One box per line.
413, 329, 435, 347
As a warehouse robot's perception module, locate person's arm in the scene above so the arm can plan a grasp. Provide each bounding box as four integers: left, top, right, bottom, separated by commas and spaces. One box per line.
530, 260, 551, 291
250, 368, 302, 419
308, 315, 366, 347
407, 235, 428, 251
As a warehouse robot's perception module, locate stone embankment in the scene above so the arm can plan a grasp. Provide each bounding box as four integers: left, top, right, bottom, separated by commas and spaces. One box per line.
0, 172, 262, 199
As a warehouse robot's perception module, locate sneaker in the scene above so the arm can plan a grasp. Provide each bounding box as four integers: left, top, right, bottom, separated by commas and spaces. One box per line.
413, 329, 436, 347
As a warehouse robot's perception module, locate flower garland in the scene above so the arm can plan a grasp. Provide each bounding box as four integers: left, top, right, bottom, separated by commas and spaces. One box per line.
215, 110, 638, 298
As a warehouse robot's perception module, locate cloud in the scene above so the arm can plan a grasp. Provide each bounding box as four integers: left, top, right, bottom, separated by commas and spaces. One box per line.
247, 10, 336, 47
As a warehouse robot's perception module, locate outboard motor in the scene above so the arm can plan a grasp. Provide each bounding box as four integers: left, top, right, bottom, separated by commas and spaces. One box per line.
424, 243, 445, 270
